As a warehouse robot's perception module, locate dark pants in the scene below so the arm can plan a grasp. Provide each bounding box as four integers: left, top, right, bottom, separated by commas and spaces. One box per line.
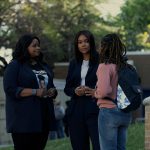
68, 99, 100, 150
12, 132, 49, 150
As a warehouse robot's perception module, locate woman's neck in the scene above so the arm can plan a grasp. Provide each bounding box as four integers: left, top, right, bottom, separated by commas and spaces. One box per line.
30, 59, 37, 65
83, 53, 90, 60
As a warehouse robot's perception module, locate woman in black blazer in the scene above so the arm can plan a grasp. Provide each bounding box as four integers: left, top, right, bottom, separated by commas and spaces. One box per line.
64, 30, 100, 150
3, 34, 57, 150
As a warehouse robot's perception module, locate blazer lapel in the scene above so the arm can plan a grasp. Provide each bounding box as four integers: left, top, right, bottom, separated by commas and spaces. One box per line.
41, 64, 52, 78
86, 63, 93, 78
85, 63, 94, 86
23, 63, 39, 87
76, 61, 82, 83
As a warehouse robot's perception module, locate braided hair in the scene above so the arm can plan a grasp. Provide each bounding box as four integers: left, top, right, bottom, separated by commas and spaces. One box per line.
99, 33, 127, 69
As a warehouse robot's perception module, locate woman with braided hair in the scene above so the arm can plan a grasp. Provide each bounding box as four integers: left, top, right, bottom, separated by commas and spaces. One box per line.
94, 33, 132, 150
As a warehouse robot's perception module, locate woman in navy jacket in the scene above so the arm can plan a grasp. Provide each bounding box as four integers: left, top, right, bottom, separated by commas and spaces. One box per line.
3, 34, 57, 150
64, 30, 100, 150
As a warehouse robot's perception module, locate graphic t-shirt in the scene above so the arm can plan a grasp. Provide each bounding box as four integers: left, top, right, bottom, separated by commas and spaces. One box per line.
32, 66, 48, 89
31, 63, 50, 131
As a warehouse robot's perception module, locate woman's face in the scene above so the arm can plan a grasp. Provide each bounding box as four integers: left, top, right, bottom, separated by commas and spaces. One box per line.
28, 38, 40, 58
78, 34, 90, 55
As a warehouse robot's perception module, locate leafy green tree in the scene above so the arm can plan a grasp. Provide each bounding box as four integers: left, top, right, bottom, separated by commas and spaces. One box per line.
0, 0, 22, 48
0, 0, 113, 63
0, 1, 56, 65
118, 0, 150, 50
41, 0, 104, 61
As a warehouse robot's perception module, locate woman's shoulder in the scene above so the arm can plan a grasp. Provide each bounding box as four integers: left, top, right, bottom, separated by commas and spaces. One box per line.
4, 60, 21, 72
69, 58, 76, 64
40, 62, 53, 72
69, 58, 78, 67
41, 62, 49, 67
99, 63, 116, 68
8, 59, 20, 67
98, 63, 117, 72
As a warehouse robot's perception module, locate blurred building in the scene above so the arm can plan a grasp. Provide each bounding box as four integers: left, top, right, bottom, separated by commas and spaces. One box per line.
127, 51, 150, 121
127, 51, 150, 98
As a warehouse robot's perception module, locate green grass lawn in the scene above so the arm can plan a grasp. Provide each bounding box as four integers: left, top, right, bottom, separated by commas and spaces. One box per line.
0, 123, 144, 150
126, 123, 144, 150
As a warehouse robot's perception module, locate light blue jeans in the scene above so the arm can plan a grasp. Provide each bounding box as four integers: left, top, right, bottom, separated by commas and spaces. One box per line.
98, 107, 131, 150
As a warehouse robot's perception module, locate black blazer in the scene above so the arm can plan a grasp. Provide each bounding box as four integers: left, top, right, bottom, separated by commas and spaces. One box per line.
3, 60, 57, 133
64, 58, 99, 115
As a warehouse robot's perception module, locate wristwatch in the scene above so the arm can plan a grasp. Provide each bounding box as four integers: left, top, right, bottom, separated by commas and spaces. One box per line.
32, 89, 37, 96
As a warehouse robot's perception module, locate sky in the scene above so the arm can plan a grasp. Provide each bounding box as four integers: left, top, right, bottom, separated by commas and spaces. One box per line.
96, 0, 125, 18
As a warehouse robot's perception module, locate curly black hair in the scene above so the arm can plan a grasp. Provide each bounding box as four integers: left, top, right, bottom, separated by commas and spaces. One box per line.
12, 34, 43, 63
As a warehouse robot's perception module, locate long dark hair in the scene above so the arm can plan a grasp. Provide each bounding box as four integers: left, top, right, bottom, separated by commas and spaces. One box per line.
99, 33, 127, 69
12, 34, 43, 63
74, 30, 99, 64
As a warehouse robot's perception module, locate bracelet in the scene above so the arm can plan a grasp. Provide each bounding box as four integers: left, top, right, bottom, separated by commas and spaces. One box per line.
32, 89, 37, 96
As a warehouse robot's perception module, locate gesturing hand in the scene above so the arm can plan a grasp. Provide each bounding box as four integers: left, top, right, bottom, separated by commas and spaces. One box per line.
84, 87, 95, 97
47, 88, 56, 97
75, 86, 85, 96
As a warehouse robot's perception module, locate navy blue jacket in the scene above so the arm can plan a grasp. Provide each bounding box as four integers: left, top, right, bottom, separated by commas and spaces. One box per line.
64, 59, 99, 115
3, 60, 57, 133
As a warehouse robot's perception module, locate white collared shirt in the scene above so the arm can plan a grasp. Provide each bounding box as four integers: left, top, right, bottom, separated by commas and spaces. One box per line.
81, 60, 89, 85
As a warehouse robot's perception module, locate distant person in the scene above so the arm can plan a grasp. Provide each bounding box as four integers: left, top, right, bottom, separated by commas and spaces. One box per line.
64, 30, 100, 150
0, 56, 7, 76
94, 33, 132, 150
3, 34, 57, 150
49, 100, 65, 139
63, 100, 71, 137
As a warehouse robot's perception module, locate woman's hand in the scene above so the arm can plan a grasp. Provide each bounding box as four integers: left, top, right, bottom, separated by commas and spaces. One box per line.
36, 88, 47, 97
84, 87, 96, 97
75, 86, 85, 96
47, 88, 56, 97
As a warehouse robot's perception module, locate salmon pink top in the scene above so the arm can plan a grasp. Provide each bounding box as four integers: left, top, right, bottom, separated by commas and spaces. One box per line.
95, 63, 118, 108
